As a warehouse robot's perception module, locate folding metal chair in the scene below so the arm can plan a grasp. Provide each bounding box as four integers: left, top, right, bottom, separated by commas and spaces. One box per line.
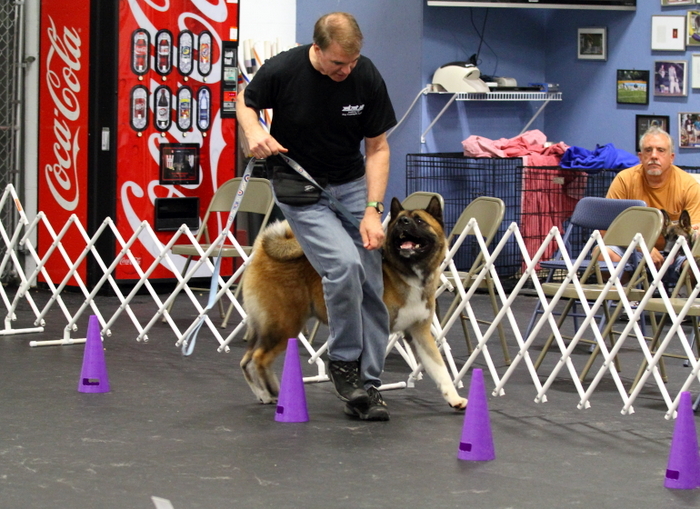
630, 235, 700, 393
379, 191, 445, 231
533, 206, 663, 380
436, 196, 511, 364
524, 197, 646, 343
167, 177, 275, 327
401, 191, 445, 212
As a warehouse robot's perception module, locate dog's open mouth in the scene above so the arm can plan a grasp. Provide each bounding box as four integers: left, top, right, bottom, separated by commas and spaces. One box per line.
397, 232, 431, 258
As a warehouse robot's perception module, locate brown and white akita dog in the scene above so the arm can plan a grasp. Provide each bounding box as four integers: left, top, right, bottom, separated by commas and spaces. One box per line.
240, 196, 467, 410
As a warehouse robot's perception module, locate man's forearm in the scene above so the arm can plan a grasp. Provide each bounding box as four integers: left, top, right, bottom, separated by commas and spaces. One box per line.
364, 134, 390, 205
236, 89, 263, 140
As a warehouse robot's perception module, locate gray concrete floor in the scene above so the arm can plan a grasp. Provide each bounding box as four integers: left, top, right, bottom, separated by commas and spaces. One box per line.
1, 286, 700, 509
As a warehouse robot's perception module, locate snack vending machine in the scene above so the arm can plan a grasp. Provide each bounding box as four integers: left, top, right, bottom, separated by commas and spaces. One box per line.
37, 0, 240, 288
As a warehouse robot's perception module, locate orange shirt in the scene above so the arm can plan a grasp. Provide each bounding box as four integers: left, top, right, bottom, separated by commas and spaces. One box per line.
606, 164, 700, 227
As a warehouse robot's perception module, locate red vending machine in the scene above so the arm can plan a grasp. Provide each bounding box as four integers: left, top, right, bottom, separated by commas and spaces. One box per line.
38, 0, 240, 288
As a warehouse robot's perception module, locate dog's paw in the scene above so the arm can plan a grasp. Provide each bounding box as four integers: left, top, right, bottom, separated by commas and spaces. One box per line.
257, 394, 278, 405
449, 397, 467, 410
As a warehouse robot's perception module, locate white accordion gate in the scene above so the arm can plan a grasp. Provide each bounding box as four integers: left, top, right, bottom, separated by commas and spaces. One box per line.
2, 183, 699, 420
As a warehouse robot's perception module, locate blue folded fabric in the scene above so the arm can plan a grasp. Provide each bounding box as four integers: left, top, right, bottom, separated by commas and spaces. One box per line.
560, 143, 639, 172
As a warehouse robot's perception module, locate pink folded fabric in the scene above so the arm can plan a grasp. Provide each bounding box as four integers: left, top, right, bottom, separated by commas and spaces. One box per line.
462, 130, 569, 165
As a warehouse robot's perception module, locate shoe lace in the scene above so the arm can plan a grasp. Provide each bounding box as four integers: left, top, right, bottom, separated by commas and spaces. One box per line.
368, 387, 385, 406
334, 361, 360, 385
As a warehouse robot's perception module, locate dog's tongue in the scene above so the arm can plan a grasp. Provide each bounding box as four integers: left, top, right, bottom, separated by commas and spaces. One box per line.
401, 241, 417, 250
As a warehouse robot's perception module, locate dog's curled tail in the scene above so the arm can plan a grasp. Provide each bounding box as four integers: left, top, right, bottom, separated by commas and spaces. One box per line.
258, 220, 306, 261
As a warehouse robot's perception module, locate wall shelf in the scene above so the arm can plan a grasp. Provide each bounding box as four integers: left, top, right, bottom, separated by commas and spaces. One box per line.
421, 90, 563, 143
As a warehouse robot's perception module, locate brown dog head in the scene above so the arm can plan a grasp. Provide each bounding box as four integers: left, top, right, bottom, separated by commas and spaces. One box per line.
661, 209, 694, 253
384, 196, 446, 277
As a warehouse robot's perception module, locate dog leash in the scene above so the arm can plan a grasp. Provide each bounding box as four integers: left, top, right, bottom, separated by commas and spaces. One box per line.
180, 154, 360, 356
180, 157, 256, 355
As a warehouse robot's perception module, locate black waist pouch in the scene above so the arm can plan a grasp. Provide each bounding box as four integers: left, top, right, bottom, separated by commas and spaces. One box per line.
271, 166, 327, 206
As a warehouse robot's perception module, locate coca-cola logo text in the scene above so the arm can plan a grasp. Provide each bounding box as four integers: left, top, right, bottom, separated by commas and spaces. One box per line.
44, 16, 82, 212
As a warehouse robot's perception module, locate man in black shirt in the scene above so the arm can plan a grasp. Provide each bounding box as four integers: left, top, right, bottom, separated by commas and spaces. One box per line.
237, 12, 397, 421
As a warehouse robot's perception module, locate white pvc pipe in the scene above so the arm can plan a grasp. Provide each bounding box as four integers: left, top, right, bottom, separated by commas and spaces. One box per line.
22, 0, 40, 285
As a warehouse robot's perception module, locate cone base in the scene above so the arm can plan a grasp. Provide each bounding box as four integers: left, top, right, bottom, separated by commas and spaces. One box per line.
275, 404, 309, 423
78, 377, 111, 394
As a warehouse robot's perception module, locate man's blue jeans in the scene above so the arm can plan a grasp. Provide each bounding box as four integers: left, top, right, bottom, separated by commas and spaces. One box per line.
274, 176, 390, 389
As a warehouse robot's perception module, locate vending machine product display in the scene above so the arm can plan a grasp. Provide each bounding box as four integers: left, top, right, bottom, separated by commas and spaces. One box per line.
38, 0, 240, 287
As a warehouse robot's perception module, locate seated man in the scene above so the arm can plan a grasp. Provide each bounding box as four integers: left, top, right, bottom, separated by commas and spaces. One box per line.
604, 126, 700, 287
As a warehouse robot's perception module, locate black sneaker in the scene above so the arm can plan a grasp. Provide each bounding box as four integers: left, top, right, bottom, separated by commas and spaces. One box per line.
343, 387, 390, 421
328, 360, 369, 406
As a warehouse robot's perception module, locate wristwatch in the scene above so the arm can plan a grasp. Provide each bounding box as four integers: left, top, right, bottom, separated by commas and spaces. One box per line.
366, 201, 384, 214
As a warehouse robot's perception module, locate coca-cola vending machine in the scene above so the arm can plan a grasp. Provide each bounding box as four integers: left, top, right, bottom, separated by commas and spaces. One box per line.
37, 0, 240, 288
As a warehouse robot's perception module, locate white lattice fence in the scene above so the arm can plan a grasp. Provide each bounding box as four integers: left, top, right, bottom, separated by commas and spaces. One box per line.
2, 183, 699, 419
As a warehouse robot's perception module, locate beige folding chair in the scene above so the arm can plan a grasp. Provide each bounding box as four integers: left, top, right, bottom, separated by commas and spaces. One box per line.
167, 177, 275, 327
630, 234, 700, 391
523, 197, 647, 342
379, 191, 445, 230
534, 206, 663, 380
401, 191, 445, 212
437, 196, 511, 365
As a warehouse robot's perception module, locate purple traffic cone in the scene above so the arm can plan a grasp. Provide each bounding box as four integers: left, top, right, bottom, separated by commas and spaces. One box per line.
457, 368, 495, 461
275, 338, 309, 423
665, 391, 700, 489
77, 315, 110, 393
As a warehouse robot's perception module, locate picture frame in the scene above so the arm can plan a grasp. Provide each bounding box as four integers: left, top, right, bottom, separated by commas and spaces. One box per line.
688, 11, 700, 47
692, 53, 700, 88
159, 143, 200, 185
678, 112, 700, 149
616, 70, 650, 105
654, 60, 687, 97
635, 115, 670, 152
661, 0, 694, 6
651, 16, 687, 51
577, 27, 607, 61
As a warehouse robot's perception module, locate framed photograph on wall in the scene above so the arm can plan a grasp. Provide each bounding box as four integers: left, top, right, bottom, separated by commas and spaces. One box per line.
577, 27, 607, 60
616, 70, 650, 105
678, 112, 700, 149
661, 1, 694, 6
692, 53, 700, 88
635, 115, 670, 151
687, 11, 700, 46
651, 16, 686, 51
654, 60, 687, 96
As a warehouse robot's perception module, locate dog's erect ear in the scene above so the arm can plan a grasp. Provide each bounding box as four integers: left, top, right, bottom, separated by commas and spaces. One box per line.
680, 209, 692, 230
661, 209, 671, 227
425, 196, 444, 228
390, 197, 403, 220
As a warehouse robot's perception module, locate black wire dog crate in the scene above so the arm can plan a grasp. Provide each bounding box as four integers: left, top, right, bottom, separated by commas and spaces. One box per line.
406, 153, 700, 288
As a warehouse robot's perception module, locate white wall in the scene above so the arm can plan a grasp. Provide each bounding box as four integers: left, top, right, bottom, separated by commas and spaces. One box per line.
239, 0, 296, 54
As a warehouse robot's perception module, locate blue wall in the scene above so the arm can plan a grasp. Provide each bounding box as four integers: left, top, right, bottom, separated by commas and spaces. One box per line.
296, 0, 424, 201
421, 6, 549, 152
546, 2, 698, 161
296, 1, 700, 201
